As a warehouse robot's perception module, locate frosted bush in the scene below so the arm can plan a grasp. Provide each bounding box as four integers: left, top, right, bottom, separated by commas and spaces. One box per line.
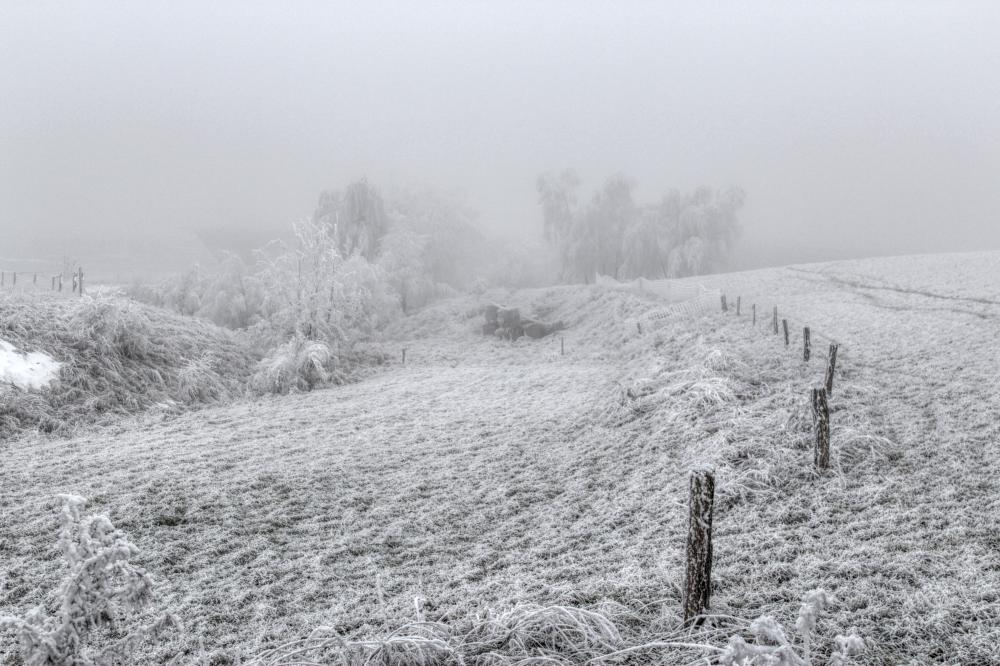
0, 495, 178, 665
718, 589, 864, 666
251, 334, 333, 394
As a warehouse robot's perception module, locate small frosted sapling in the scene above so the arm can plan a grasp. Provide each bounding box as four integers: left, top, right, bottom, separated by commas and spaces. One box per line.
0, 495, 179, 665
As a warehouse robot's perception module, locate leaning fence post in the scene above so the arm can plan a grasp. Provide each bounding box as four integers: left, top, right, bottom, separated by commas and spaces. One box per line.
720, 294, 727, 312
782, 319, 789, 346
825, 344, 839, 395
772, 307, 778, 335
803, 327, 811, 361
683, 465, 715, 625
812, 388, 830, 469
736, 296, 741, 316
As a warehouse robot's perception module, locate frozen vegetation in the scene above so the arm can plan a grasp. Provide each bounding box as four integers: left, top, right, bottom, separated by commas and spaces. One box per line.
0, 251, 998, 664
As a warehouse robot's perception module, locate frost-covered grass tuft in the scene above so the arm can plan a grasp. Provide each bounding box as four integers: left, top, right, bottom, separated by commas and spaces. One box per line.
244, 592, 861, 666
251, 334, 334, 394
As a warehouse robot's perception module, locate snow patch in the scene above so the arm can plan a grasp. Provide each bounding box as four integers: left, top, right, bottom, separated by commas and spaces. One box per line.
0, 339, 60, 390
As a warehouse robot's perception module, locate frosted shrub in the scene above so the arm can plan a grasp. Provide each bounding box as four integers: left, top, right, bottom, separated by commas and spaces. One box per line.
0, 495, 178, 665
719, 589, 864, 665
255, 218, 398, 346
251, 334, 333, 394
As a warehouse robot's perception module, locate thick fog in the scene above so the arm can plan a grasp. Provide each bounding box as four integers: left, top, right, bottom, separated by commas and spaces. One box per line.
2, 1, 999, 277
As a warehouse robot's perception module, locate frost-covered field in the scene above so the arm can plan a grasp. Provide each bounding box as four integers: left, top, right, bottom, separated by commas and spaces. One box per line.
2, 252, 999, 664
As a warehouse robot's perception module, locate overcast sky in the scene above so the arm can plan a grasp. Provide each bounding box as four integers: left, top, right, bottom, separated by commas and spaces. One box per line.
2, 1, 999, 272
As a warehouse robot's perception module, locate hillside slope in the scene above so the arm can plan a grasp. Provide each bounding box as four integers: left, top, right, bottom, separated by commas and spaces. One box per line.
1, 251, 998, 664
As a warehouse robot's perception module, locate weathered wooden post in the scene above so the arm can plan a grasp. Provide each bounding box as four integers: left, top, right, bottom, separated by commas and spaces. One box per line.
402, 348, 407, 365
772, 307, 779, 335
58, 274, 63, 292
812, 388, 830, 469
637, 321, 642, 335
752, 303, 756, 326
78, 267, 84, 296
803, 327, 811, 361
561, 336, 565, 356
782, 319, 789, 346
825, 344, 839, 395
683, 465, 715, 625
720, 294, 727, 312
736, 296, 741, 316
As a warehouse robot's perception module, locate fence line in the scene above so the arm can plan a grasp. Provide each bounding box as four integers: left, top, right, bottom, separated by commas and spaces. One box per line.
595, 274, 723, 327
0, 267, 87, 296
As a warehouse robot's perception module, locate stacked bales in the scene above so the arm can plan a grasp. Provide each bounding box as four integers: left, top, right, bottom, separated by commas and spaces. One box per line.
482, 304, 565, 341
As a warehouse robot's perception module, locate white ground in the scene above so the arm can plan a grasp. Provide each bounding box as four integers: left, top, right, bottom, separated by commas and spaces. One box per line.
0, 338, 60, 390
1, 251, 999, 664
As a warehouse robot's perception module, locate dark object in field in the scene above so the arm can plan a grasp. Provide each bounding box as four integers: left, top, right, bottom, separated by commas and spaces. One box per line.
683, 466, 715, 625
803, 326, 811, 361
825, 343, 839, 394
482, 303, 564, 340
523, 319, 566, 339
812, 387, 830, 469
498, 307, 521, 328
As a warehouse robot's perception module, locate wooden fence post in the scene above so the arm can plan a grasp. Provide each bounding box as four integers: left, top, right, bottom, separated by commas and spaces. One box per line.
78, 267, 84, 296
782, 319, 789, 346
683, 466, 715, 625
637, 321, 642, 335
720, 294, 727, 312
825, 344, 838, 395
752, 303, 756, 326
812, 388, 830, 469
561, 336, 565, 356
402, 348, 407, 365
772, 307, 778, 335
803, 327, 811, 361
58, 275, 63, 292
736, 296, 741, 316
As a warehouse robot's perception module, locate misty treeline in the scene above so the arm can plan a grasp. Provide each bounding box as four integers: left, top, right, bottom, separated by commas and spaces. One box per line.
537, 170, 745, 282
129, 179, 547, 390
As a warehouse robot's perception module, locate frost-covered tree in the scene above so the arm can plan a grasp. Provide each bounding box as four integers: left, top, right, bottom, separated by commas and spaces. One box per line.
377, 225, 431, 314
387, 186, 485, 290
314, 178, 388, 261
537, 171, 744, 281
